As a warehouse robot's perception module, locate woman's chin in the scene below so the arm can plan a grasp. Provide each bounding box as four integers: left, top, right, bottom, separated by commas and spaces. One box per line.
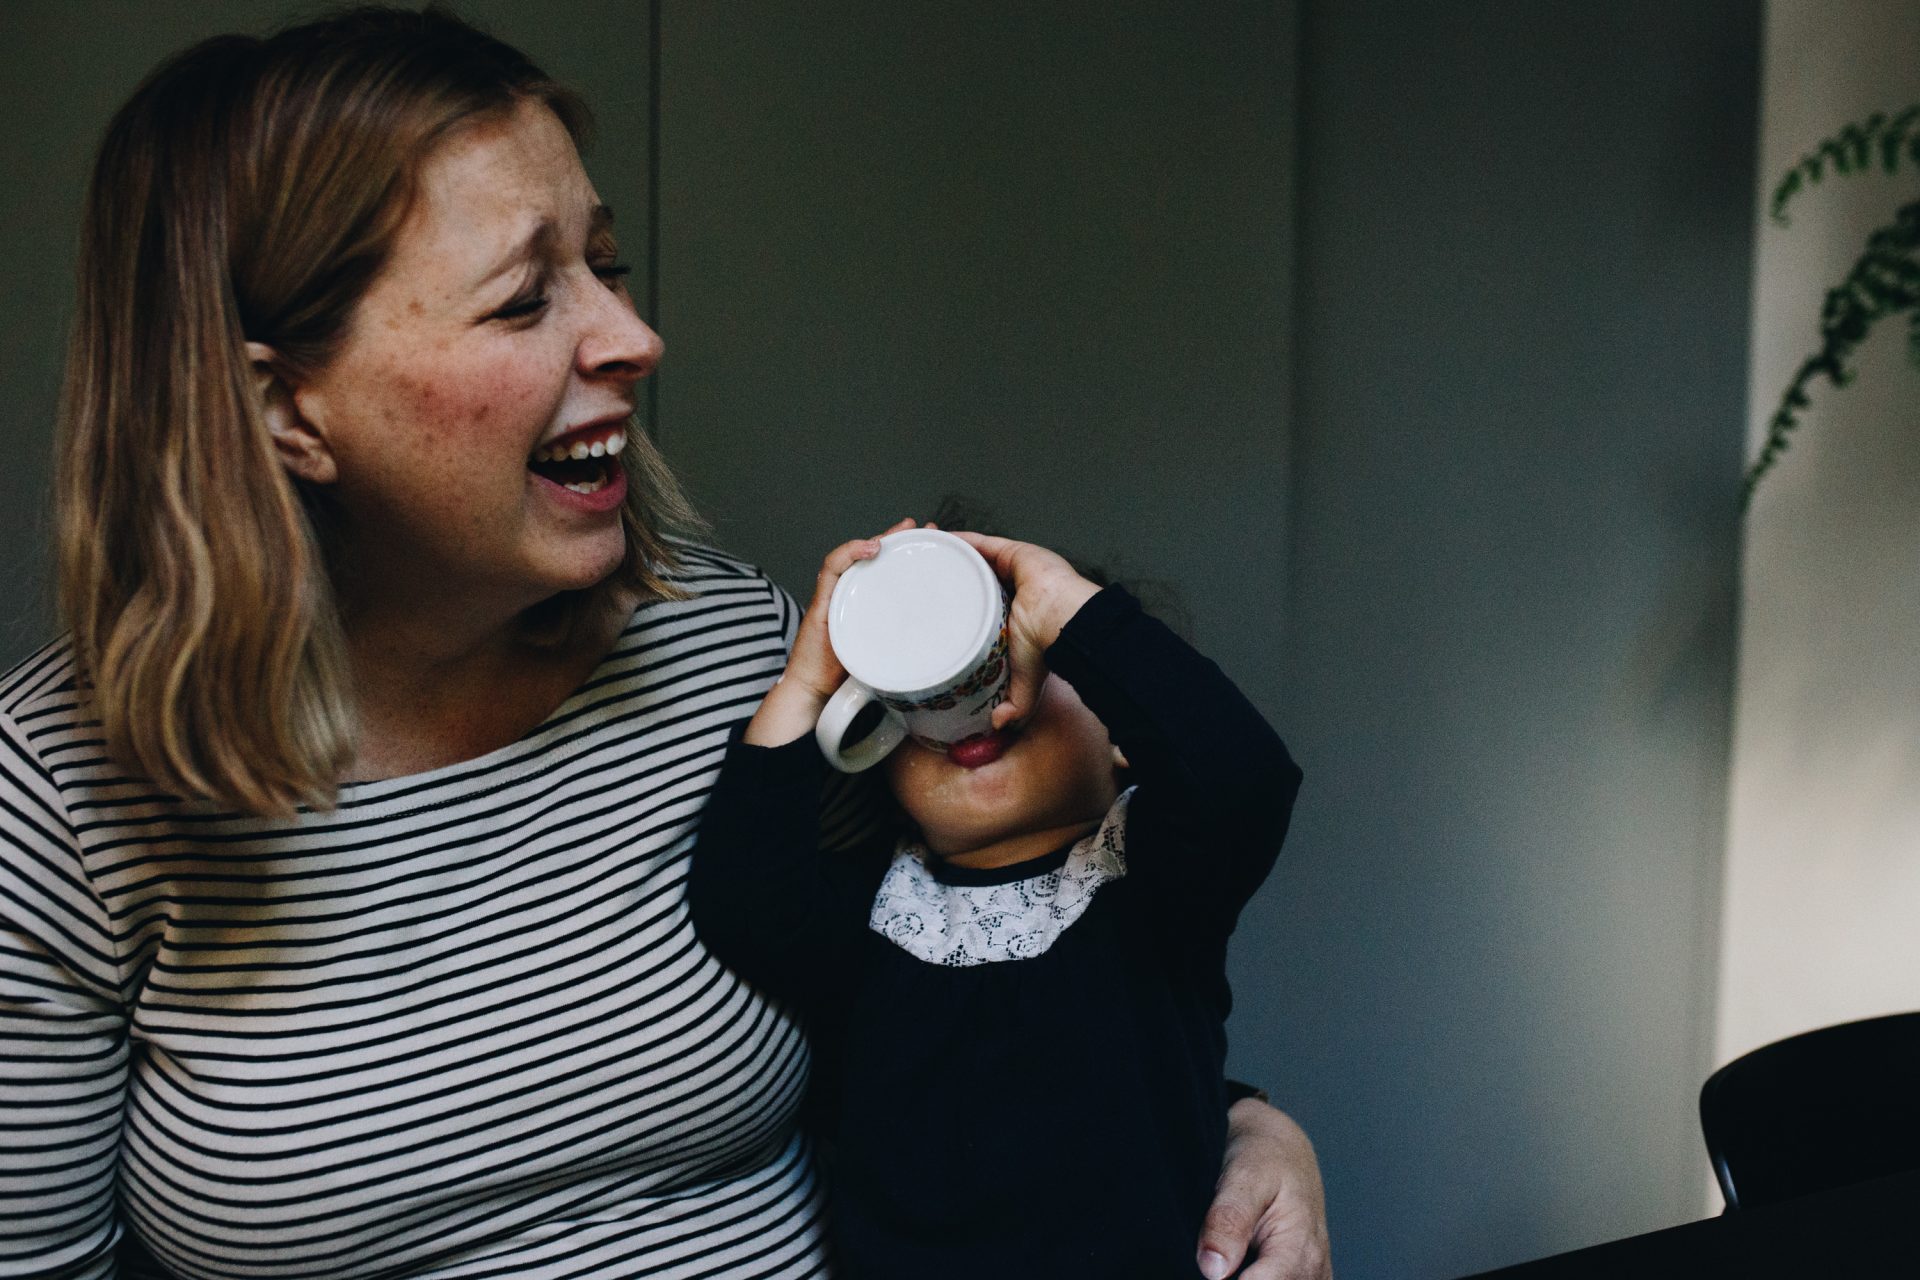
542, 536, 629, 594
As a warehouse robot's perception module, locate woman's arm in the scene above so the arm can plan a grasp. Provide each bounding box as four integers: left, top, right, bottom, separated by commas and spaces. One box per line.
1199, 1098, 1333, 1280
1, 712, 128, 1279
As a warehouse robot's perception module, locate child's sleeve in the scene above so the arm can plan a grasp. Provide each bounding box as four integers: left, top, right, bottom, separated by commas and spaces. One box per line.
761, 569, 898, 861
1042, 586, 1302, 937
684, 724, 883, 1010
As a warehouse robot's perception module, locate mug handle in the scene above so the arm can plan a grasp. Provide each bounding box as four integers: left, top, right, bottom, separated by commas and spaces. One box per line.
815, 678, 909, 773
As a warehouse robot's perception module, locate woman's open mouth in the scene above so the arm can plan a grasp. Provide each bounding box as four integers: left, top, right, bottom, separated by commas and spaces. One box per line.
529, 426, 625, 494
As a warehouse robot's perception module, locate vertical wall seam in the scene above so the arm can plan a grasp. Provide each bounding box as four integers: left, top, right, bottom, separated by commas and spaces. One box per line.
1692, 9, 1771, 1217
1278, 0, 1313, 685
645, 0, 662, 441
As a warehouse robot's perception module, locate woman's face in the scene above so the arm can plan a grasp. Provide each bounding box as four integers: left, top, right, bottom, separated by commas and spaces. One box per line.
287, 97, 659, 612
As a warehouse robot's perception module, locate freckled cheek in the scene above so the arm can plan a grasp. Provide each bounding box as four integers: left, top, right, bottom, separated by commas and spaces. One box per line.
381, 361, 554, 464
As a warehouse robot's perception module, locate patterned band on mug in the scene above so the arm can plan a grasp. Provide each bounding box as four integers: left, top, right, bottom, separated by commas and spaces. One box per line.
876, 625, 1009, 715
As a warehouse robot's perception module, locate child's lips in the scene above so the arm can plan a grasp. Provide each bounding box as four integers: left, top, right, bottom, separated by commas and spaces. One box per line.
947, 731, 1011, 769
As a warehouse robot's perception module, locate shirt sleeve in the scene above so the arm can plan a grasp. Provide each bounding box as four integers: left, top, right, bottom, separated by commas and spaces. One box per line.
0, 712, 127, 1279
1043, 586, 1303, 938
684, 724, 883, 1011
758, 574, 897, 859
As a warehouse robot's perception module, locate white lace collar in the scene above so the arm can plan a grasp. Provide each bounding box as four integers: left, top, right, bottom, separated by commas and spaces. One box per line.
867, 789, 1133, 967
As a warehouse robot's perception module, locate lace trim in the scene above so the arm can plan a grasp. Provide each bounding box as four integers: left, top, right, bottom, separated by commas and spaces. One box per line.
867, 790, 1133, 966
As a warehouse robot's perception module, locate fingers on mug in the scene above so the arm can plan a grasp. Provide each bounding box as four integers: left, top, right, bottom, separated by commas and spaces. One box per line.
815, 528, 1010, 773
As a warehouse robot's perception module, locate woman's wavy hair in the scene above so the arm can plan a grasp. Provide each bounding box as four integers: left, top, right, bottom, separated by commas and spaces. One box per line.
56, 4, 701, 817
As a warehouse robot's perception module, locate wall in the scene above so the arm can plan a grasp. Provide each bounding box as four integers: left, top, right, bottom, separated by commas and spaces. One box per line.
1266, 3, 1757, 1274
1716, 1, 1920, 1079
653, 0, 1297, 707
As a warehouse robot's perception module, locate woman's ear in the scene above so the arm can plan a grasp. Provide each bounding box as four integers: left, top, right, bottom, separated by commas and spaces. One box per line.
245, 341, 338, 485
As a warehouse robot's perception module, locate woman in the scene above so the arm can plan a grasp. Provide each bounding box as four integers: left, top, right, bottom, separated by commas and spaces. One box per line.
0, 8, 1329, 1278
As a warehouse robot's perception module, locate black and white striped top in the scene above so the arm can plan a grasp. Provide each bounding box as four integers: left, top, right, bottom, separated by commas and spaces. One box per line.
0, 547, 866, 1280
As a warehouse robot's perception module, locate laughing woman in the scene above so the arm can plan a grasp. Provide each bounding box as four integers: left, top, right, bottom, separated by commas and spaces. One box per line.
0, 8, 1328, 1279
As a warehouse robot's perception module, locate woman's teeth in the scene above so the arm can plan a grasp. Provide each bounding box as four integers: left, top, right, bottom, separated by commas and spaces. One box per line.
532, 430, 625, 464
563, 474, 610, 494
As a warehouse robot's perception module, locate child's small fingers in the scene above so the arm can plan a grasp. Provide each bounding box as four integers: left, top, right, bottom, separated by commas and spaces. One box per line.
993, 655, 1048, 733
948, 529, 1008, 556
813, 521, 914, 596
817, 538, 882, 584
798, 541, 883, 650
947, 529, 1023, 581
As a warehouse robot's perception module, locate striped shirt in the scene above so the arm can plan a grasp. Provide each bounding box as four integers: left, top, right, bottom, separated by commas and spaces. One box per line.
0, 547, 870, 1280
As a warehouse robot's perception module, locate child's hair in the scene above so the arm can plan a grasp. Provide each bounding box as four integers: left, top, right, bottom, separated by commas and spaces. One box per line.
912, 494, 1175, 809
927, 495, 1194, 640
56, 5, 703, 817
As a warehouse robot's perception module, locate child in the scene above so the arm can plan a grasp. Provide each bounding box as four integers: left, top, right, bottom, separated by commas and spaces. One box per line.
687, 525, 1302, 1279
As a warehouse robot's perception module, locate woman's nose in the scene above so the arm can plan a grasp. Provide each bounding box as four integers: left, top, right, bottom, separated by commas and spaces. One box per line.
577, 285, 664, 382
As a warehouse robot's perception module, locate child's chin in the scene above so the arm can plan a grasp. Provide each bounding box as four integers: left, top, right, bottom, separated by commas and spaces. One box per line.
934, 803, 1037, 856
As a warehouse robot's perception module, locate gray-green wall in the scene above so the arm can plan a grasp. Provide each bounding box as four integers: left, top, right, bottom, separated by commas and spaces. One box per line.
1265, 4, 1757, 1273
0, 4, 1760, 1277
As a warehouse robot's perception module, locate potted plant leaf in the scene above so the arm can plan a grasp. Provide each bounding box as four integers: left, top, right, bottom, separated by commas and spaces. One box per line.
1744, 105, 1920, 507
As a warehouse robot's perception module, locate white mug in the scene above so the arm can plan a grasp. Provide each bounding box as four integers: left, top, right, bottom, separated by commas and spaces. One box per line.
815, 528, 1011, 772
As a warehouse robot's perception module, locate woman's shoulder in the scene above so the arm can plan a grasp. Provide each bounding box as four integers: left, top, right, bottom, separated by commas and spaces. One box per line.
659, 540, 783, 596
649, 541, 797, 629
0, 637, 95, 865
591, 544, 799, 680
0, 634, 88, 753
0, 637, 131, 833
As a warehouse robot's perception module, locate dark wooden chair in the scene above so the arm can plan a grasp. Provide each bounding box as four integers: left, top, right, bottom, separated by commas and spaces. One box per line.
1700, 1011, 1920, 1210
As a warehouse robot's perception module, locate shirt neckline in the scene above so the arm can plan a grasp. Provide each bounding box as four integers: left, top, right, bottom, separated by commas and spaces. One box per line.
926, 839, 1079, 887
331, 599, 647, 803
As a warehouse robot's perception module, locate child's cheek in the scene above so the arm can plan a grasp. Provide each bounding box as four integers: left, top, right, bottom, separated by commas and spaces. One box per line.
884, 744, 949, 823
887, 746, 1006, 852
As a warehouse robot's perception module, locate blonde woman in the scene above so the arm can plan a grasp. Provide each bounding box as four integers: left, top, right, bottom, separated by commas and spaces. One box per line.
0, 8, 1329, 1279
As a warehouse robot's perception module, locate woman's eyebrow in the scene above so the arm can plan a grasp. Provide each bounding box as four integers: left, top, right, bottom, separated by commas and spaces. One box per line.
474, 205, 616, 288
475, 218, 557, 288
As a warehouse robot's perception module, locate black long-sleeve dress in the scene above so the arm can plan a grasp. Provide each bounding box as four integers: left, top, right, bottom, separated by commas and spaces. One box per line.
688, 585, 1303, 1279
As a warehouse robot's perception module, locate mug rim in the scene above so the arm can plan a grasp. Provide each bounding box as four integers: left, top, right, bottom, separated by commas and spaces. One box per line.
826, 528, 1004, 698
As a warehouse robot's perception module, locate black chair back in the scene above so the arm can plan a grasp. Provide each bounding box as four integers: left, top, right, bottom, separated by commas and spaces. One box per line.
1700, 1011, 1920, 1209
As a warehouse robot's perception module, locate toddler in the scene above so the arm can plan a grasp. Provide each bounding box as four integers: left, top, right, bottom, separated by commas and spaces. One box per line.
687, 524, 1302, 1279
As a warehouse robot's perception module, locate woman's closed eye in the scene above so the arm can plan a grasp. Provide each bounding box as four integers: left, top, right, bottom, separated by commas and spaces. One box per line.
490, 260, 632, 324
494, 290, 550, 322
586, 230, 630, 288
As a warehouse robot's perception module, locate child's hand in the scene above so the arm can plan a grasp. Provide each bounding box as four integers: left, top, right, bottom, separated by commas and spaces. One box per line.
745, 519, 917, 748
942, 530, 1101, 732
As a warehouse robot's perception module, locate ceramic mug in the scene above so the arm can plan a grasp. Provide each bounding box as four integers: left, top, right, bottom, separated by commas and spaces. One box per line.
815, 528, 1011, 772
